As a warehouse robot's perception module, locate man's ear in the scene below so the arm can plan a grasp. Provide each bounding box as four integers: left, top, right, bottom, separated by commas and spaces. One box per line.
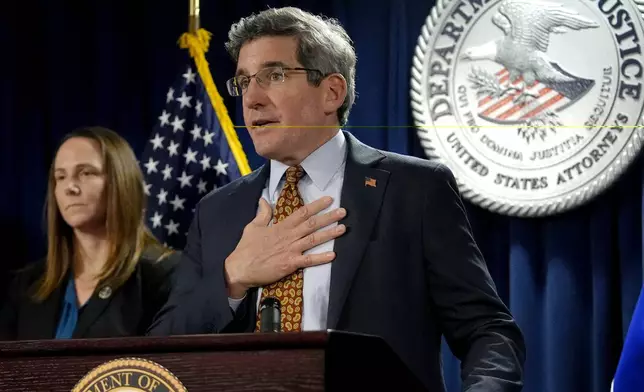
322, 73, 347, 115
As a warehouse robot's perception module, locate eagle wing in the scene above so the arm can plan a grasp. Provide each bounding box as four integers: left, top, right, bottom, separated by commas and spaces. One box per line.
492, 12, 511, 35
499, 0, 599, 53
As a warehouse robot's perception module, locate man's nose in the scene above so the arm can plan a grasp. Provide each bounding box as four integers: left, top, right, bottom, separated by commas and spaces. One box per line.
243, 78, 268, 110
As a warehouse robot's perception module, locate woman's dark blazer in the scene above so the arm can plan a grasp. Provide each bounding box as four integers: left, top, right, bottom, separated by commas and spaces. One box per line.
0, 249, 180, 340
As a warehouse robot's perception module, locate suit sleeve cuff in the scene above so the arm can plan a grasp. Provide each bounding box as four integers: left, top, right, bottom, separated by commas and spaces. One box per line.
228, 294, 246, 313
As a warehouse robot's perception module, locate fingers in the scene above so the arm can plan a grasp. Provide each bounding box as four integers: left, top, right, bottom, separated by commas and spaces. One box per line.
290, 251, 337, 269
291, 224, 346, 253
251, 197, 273, 226
280, 196, 334, 228
291, 207, 347, 240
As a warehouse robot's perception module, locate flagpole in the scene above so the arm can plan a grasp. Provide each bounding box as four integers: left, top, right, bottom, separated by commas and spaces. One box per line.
178, 0, 252, 176
189, 0, 200, 33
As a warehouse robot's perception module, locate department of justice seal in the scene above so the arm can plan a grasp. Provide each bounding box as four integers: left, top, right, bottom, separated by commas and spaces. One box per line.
411, 0, 644, 217
72, 357, 187, 392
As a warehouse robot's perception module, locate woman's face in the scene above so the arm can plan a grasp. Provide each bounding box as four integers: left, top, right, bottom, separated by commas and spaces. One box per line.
53, 137, 108, 232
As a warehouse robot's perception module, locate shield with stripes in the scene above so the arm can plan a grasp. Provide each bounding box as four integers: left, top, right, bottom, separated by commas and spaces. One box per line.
475, 66, 595, 125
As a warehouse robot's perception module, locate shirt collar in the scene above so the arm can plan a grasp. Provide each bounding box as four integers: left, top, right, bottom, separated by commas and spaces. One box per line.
269, 130, 346, 196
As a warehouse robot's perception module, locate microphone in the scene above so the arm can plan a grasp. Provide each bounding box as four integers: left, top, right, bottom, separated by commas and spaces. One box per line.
259, 296, 281, 333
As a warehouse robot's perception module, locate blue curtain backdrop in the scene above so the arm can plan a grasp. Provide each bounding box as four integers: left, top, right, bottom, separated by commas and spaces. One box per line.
1, 1, 643, 391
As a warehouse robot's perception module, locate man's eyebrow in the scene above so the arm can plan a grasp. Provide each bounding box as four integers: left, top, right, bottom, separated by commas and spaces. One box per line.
261, 61, 288, 68
235, 61, 290, 77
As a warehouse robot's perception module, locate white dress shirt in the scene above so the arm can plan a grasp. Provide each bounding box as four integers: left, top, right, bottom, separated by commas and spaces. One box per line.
228, 131, 347, 331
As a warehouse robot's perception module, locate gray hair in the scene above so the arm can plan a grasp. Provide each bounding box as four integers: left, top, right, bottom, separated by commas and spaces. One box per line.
225, 7, 357, 126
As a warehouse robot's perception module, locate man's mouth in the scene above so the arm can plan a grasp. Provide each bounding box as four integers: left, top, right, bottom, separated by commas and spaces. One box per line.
251, 120, 279, 128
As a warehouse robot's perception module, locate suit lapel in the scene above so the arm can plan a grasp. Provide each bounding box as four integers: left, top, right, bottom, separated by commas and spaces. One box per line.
72, 282, 116, 338
224, 164, 271, 235
327, 132, 389, 329
222, 164, 270, 330
22, 284, 62, 339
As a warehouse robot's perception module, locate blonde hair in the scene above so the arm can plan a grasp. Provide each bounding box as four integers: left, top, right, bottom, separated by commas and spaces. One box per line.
33, 126, 170, 301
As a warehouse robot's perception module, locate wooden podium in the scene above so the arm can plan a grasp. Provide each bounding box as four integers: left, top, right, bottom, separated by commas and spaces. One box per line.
0, 330, 427, 391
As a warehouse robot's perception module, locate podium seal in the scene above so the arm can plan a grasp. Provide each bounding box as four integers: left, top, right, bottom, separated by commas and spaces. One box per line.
411, 0, 644, 217
72, 357, 187, 392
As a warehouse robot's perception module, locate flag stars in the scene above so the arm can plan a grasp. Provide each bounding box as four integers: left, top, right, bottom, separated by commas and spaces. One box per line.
150, 212, 163, 228
156, 188, 168, 205
177, 171, 194, 188
214, 159, 229, 176
171, 116, 185, 132
143, 72, 244, 248
161, 164, 173, 181
203, 130, 214, 146
170, 195, 186, 211
200, 154, 211, 171
190, 125, 202, 142
167, 140, 180, 157
183, 148, 198, 165
183, 68, 197, 84
176, 92, 192, 109
150, 133, 165, 150
197, 179, 208, 194
165, 220, 180, 236
158, 110, 170, 126
144, 158, 159, 174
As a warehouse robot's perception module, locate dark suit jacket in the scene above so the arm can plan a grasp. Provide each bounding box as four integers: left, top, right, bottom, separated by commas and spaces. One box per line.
0, 249, 179, 340
149, 132, 526, 391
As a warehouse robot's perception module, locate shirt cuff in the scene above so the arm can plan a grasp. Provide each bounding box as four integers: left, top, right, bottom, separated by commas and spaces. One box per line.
228, 295, 246, 313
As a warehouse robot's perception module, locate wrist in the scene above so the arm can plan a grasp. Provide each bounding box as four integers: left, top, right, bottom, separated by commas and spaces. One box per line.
228, 282, 248, 299
224, 258, 248, 299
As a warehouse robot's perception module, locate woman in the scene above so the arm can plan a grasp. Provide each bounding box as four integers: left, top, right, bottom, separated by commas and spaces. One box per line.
0, 126, 179, 340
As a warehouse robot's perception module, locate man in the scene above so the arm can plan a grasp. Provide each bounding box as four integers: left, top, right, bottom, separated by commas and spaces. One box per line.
149, 6, 526, 391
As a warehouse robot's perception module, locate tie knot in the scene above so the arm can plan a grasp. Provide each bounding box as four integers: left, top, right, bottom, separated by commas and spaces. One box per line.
285, 165, 304, 184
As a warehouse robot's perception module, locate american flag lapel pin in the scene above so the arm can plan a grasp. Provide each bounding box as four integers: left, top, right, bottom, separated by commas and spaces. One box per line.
365, 177, 377, 187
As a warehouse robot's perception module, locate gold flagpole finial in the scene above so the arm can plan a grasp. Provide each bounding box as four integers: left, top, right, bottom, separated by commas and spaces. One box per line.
189, 0, 200, 33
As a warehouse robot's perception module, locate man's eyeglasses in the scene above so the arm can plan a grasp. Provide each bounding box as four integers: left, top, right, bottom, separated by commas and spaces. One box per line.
226, 66, 322, 97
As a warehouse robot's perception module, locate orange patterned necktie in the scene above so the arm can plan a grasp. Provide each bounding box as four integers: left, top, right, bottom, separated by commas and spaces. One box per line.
255, 165, 305, 332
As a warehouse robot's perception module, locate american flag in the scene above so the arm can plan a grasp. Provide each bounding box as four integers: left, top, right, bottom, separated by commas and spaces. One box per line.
140, 56, 249, 249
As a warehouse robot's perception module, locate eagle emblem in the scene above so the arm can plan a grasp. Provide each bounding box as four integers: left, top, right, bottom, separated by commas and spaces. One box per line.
411, 0, 644, 217
460, 0, 599, 142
